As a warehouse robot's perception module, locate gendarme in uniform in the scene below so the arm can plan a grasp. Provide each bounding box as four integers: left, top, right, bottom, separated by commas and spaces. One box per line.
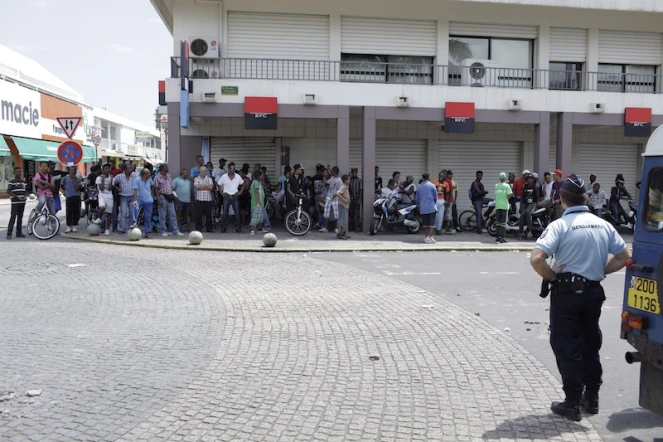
531, 173, 629, 421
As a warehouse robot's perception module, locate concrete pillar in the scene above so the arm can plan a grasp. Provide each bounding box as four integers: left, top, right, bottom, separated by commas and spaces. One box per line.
533, 112, 550, 175
436, 20, 450, 84
337, 106, 350, 174
362, 107, 376, 231
586, 28, 599, 90
330, 14, 341, 80
167, 103, 181, 173
537, 25, 550, 89
556, 112, 573, 175
426, 139, 438, 177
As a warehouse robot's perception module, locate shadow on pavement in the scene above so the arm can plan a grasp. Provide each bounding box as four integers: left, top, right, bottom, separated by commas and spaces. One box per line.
605, 407, 663, 433
481, 413, 594, 440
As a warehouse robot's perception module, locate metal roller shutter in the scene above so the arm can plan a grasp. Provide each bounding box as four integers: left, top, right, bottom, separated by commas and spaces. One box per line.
227, 12, 330, 60
439, 141, 521, 212
376, 140, 426, 182
350, 139, 363, 173
575, 144, 639, 198
550, 28, 587, 62
598, 30, 663, 64
341, 17, 437, 56
210, 137, 277, 176
449, 22, 537, 39
549, 145, 557, 172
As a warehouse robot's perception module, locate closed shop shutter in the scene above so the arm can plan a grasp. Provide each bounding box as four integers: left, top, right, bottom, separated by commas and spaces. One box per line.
449, 22, 537, 39
550, 28, 587, 62
210, 137, 277, 176
549, 145, 557, 172
350, 139, 363, 173
341, 17, 437, 56
376, 140, 426, 182
575, 144, 639, 198
227, 12, 330, 60
439, 141, 521, 212
598, 30, 663, 64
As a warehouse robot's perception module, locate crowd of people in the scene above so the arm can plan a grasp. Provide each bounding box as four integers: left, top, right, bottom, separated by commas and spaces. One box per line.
4, 155, 634, 243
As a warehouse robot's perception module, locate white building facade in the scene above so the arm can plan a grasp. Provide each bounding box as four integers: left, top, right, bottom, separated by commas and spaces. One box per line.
152, 0, 663, 224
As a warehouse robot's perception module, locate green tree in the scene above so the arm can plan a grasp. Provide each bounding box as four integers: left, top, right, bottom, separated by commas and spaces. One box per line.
449, 39, 473, 65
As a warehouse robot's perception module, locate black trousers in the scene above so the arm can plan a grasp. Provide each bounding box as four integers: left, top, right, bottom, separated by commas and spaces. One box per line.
66, 196, 81, 226
550, 286, 605, 404
8, 202, 26, 235
196, 200, 213, 231
349, 199, 361, 231
495, 209, 508, 238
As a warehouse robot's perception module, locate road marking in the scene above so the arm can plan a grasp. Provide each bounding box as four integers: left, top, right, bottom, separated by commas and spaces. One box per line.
479, 272, 521, 275
383, 271, 441, 276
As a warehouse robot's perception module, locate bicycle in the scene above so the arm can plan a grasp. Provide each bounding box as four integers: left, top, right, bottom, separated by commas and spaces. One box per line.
457, 200, 495, 232
27, 202, 60, 240
284, 193, 312, 236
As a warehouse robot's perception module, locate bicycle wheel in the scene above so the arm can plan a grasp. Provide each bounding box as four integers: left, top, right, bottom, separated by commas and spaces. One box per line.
458, 210, 477, 232
284, 209, 311, 236
27, 209, 37, 235
32, 214, 60, 240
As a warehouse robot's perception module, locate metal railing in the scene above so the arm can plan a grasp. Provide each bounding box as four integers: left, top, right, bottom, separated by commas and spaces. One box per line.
170, 57, 661, 94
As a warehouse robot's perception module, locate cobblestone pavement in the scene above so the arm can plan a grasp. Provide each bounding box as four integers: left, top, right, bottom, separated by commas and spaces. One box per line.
1, 241, 602, 441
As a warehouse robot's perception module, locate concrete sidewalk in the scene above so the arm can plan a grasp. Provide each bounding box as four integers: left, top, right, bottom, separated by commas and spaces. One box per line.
65, 225, 634, 253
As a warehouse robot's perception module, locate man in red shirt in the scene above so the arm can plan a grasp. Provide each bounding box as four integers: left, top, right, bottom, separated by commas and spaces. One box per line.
513, 169, 529, 217
443, 171, 455, 234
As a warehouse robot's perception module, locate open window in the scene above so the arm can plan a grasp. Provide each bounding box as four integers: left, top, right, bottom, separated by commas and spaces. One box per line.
643, 167, 663, 232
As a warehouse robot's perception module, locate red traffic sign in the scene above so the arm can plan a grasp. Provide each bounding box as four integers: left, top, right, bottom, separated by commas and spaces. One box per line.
56, 117, 82, 139
57, 140, 83, 166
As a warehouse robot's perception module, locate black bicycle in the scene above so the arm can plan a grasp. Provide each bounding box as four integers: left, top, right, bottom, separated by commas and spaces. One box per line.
458, 200, 496, 232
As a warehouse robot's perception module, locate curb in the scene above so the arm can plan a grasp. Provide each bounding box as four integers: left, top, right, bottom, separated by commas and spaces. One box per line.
65, 235, 534, 253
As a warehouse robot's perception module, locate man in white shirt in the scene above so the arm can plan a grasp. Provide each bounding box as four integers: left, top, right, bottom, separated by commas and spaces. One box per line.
542, 172, 554, 201
95, 163, 114, 235
212, 158, 227, 182
320, 166, 342, 233
218, 161, 245, 233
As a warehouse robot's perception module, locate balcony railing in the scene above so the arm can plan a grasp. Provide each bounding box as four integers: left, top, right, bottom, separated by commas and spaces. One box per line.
170, 57, 661, 94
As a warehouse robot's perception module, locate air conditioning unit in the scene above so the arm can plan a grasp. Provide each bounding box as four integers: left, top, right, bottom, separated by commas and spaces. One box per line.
188, 37, 220, 59
590, 103, 606, 113
202, 92, 218, 103
303, 94, 317, 105
508, 99, 522, 111
461, 59, 498, 87
396, 96, 409, 108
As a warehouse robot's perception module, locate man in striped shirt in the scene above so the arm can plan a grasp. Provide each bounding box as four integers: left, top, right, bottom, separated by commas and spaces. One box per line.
7, 166, 27, 239
194, 166, 215, 232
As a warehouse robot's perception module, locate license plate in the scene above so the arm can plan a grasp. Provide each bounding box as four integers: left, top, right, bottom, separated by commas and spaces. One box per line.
627, 276, 661, 315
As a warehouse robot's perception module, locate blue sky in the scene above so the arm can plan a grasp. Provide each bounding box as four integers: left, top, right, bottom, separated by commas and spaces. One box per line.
1, 0, 172, 127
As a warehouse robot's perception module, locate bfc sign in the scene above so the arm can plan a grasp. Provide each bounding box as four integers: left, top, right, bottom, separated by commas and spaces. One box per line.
244, 97, 278, 130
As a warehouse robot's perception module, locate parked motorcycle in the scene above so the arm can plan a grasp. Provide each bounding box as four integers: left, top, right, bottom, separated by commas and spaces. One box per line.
603, 199, 637, 233
487, 206, 550, 238
369, 196, 421, 235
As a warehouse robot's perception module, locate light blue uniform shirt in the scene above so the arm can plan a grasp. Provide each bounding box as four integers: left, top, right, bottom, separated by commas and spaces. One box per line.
535, 205, 627, 281
133, 177, 154, 204
172, 177, 192, 203
415, 180, 438, 215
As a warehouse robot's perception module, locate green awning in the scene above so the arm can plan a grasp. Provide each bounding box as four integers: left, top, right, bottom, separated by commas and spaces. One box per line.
0, 136, 10, 156
11, 137, 97, 162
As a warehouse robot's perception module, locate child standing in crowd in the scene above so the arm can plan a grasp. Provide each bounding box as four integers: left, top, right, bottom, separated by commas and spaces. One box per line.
336, 174, 351, 240
250, 170, 268, 235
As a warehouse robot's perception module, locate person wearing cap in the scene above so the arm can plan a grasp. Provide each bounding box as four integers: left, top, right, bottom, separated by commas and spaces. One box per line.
518, 173, 540, 240
609, 174, 633, 225
530, 173, 630, 422
513, 170, 529, 217
551, 169, 564, 220
494, 172, 513, 243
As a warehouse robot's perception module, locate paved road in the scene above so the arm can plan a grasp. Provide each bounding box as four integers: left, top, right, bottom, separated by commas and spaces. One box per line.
0, 239, 607, 441
315, 251, 663, 442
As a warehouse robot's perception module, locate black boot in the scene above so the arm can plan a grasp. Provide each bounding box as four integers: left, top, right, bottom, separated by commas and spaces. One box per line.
6, 233, 11, 240
16, 231, 26, 238
551, 401, 581, 421
581, 392, 599, 414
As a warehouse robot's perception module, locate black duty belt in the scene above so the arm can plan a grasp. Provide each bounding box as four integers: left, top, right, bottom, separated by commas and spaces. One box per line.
555, 272, 601, 294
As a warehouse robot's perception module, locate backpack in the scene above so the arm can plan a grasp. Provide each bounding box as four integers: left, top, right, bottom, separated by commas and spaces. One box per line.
468, 187, 474, 201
